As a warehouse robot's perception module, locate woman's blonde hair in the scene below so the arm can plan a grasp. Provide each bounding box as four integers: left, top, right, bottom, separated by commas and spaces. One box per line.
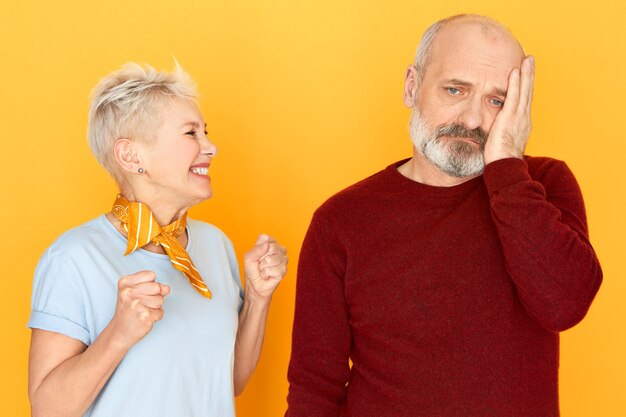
87, 61, 197, 180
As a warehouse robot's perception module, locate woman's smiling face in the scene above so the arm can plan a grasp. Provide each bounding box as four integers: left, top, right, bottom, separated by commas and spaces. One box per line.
137, 97, 218, 209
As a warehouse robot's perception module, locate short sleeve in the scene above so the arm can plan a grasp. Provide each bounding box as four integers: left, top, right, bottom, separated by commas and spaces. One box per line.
223, 235, 244, 311
27, 247, 91, 345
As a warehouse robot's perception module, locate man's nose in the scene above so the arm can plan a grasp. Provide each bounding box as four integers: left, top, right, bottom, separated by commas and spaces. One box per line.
457, 97, 484, 131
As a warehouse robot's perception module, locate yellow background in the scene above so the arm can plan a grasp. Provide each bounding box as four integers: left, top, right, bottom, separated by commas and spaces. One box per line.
1, 0, 624, 415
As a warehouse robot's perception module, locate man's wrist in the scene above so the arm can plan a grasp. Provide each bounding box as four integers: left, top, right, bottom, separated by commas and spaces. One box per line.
483, 157, 532, 194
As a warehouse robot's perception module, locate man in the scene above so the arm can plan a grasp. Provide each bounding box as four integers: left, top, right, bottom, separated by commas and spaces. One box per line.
286, 14, 602, 417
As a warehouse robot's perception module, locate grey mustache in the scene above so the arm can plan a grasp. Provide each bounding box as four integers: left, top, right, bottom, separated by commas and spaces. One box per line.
436, 124, 488, 144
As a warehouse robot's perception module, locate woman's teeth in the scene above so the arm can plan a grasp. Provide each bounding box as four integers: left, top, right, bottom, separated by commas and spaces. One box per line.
191, 167, 208, 175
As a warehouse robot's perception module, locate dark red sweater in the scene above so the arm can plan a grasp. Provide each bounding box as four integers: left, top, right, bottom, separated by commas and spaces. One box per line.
286, 157, 602, 417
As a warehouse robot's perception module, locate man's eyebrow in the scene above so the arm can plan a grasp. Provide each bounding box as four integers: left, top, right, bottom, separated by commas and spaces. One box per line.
446, 79, 474, 88
445, 79, 507, 97
493, 87, 507, 97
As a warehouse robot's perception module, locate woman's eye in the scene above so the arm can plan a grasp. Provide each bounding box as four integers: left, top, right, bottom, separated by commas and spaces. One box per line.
186, 130, 197, 136
446, 87, 461, 95
489, 98, 504, 107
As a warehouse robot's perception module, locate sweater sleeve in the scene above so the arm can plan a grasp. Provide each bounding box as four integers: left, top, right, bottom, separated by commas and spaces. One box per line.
484, 157, 602, 332
286, 208, 351, 417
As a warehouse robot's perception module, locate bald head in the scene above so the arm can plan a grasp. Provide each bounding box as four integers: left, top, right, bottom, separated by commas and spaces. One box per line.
414, 15, 525, 86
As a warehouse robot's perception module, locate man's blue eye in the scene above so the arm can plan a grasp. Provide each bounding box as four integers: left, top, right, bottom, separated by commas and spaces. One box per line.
447, 87, 461, 95
490, 98, 504, 107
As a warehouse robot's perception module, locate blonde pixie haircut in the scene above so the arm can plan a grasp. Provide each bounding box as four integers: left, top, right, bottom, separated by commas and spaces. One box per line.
87, 62, 197, 181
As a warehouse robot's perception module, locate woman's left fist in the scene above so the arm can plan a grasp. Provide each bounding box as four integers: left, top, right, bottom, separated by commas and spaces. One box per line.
243, 234, 288, 300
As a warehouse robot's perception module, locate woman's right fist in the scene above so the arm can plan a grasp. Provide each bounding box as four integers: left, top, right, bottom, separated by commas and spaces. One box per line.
109, 270, 170, 349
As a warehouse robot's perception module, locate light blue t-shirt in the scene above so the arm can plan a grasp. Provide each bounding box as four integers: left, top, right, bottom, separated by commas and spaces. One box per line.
28, 215, 244, 417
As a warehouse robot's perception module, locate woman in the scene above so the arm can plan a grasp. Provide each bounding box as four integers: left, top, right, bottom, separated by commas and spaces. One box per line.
27, 62, 287, 417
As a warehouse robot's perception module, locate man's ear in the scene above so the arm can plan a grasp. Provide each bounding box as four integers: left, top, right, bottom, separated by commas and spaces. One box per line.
403, 65, 419, 108
113, 138, 142, 174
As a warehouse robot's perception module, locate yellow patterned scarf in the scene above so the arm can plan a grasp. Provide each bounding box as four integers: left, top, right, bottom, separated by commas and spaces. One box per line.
112, 194, 212, 298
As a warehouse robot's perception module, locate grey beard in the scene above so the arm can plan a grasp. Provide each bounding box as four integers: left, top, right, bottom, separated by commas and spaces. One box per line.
409, 108, 487, 178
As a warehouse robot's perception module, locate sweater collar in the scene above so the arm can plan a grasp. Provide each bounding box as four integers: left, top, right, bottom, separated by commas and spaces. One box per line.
383, 158, 484, 200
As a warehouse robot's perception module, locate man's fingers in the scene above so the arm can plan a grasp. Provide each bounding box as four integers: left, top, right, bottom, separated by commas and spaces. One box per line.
503, 67, 520, 113
517, 56, 535, 114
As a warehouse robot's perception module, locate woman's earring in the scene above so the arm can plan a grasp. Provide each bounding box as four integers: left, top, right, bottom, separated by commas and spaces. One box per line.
138, 168, 144, 173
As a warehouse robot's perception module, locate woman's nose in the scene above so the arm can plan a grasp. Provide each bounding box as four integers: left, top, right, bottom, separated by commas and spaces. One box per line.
200, 134, 218, 157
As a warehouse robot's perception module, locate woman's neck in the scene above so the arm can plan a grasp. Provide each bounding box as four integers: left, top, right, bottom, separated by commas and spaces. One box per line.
119, 187, 190, 225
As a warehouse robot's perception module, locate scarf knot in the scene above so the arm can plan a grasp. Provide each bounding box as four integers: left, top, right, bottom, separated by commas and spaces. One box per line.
112, 194, 212, 298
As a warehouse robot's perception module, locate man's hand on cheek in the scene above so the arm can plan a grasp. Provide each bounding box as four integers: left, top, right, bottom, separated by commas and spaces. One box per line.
484, 55, 535, 165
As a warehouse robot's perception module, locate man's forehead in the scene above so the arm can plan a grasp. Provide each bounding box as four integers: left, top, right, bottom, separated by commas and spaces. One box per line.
436, 19, 523, 56
424, 18, 524, 87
